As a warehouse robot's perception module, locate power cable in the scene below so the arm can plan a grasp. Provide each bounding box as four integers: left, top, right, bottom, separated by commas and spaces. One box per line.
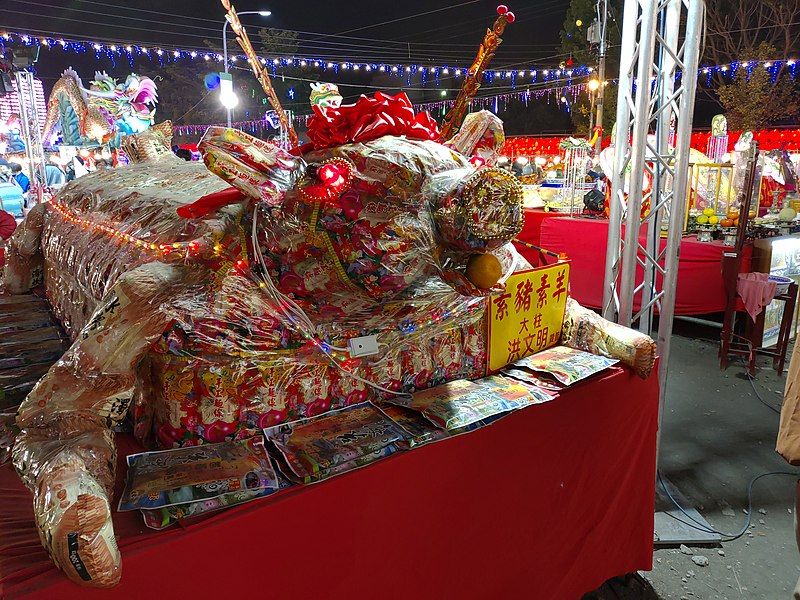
66, 0, 563, 49
657, 470, 798, 541
7, 0, 225, 34
323, 0, 485, 37
1, 23, 565, 65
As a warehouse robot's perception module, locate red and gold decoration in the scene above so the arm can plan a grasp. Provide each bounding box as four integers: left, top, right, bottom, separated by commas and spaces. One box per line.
440, 4, 516, 141
298, 157, 355, 204
219, 0, 298, 147
305, 91, 440, 151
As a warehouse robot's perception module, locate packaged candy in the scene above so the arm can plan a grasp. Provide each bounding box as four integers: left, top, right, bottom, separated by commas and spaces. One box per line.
118, 436, 277, 511
387, 376, 535, 430
263, 402, 408, 483
512, 346, 618, 386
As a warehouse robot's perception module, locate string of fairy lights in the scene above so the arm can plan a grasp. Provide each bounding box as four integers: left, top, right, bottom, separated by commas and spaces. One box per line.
1, 28, 798, 89
0, 29, 594, 85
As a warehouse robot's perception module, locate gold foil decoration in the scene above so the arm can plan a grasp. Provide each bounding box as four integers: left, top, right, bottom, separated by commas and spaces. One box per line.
220, 0, 299, 147
460, 167, 523, 241
441, 6, 515, 141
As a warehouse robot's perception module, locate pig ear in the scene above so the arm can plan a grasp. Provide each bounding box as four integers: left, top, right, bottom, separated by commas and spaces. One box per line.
199, 127, 305, 207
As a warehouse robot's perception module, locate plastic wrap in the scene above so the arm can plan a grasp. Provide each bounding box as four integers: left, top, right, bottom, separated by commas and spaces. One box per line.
560, 298, 657, 378
118, 120, 174, 164
6, 97, 530, 586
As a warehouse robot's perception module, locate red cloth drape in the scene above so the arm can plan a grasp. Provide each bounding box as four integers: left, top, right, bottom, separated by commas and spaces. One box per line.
516, 208, 569, 248
518, 216, 752, 315
1, 366, 658, 600
306, 92, 440, 150
0, 210, 17, 240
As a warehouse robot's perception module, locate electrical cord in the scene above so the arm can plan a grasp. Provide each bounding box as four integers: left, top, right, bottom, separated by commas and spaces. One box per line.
746, 370, 782, 415
732, 354, 783, 415
657, 469, 798, 541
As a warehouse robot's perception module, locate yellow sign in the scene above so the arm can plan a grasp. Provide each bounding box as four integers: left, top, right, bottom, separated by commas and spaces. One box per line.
487, 262, 571, 372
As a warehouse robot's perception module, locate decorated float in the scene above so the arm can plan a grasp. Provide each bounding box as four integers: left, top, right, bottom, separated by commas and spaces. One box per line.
1, 3, 660, 595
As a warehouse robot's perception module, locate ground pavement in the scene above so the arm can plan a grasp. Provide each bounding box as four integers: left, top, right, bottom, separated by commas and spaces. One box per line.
618, 328, 799, 599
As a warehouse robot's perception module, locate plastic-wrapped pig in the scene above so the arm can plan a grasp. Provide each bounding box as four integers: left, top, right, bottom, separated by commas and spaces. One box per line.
4, 92, 526, 587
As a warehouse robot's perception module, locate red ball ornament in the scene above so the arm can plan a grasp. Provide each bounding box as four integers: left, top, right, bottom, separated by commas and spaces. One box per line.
318, 163, 343, 186
497, 4, 509, 15
505, 11, 516, 23
566, 57, 574, 67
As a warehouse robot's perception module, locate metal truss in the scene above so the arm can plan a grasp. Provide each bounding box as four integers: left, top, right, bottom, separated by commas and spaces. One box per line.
601, 0, 706, 399
14, 70, 47, 204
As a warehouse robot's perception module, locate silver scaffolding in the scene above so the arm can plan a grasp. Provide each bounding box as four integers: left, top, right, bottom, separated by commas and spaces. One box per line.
601, 0, 706, 404
14, 70, 47, 205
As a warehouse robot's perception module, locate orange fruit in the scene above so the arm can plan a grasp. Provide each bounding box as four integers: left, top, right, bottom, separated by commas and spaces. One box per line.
727, 209, 740, 220
465, 253, 502, 290
734, 218, 739, 227
720, 218, 734, 227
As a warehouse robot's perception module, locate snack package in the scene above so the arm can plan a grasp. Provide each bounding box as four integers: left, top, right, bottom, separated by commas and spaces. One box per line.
388, 376, 535, 430
119, 120, 175, 164
263, 402, 408, 483
379, 404, 449, 447
381, 403, 509, 448
141, 471, 293, 530
560, 298, 657, 378
512, 346, 618, 386
500, 367, 564, 391
118, 436, 277, 511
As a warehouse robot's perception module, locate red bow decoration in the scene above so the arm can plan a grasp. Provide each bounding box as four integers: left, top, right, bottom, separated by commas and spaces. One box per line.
306, 92, 441, 150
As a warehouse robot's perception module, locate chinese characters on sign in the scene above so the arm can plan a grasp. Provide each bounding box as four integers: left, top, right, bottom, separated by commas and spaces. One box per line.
488, 263, 570, 372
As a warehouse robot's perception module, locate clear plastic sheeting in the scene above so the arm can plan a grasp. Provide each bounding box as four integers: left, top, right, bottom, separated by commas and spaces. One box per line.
560, 298, 657, 379
5, 122, 528, 586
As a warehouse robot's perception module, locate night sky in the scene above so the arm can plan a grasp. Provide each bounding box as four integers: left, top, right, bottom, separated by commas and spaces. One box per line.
0, 0, 576, 134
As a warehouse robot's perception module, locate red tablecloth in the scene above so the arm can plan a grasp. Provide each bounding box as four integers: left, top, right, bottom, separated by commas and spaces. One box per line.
518, 208, 570, 248
517, 216, 752, 315
1, 366, 658, 600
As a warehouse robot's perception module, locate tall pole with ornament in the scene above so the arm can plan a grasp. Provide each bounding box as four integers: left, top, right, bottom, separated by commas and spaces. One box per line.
440, 5, 515, 141
219, 0, 298, 147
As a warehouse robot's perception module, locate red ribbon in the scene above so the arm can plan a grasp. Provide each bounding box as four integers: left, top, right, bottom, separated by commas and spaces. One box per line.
177, 187, 246, 219
306, 92, 441, 150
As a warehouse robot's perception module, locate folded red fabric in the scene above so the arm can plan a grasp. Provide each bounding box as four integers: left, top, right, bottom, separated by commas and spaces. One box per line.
306, 92, 440, 150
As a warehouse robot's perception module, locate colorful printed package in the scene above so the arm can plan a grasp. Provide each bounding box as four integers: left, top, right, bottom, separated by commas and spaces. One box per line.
501, 367, 564, 391
140, 472, 293, 530
263, 402, 409, 483
389, 376, 536, 430
381, 403, 508, 448
512, 345, 618, 386
118, 436, 277, 511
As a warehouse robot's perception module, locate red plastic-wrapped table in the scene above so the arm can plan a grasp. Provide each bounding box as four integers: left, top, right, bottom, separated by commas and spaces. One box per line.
516, 215, 752, 315
1, 366, 658, 600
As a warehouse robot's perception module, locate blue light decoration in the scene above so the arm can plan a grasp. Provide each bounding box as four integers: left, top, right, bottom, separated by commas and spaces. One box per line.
287, 87, 295, 100
204, 72, 221, 90
0, 29, 607, 87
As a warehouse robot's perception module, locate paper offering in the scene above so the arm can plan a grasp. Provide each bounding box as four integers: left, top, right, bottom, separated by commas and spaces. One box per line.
263, 402, 408, 483
141, 473, 293, 530
512, 345, 617, 386
119, 436, 278, 511
393, 377, 537, 430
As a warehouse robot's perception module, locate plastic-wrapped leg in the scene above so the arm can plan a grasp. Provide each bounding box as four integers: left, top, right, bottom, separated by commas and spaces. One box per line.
12, 261, 200, 587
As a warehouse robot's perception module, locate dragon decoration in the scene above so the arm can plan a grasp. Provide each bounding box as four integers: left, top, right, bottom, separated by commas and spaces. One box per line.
41, 69, 158, 148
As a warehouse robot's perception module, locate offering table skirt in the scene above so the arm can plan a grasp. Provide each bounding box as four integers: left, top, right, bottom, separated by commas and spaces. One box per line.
1, 365, 658, 600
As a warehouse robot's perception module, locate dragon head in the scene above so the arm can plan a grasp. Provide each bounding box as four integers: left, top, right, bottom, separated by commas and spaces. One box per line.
121, 74, 158, 123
